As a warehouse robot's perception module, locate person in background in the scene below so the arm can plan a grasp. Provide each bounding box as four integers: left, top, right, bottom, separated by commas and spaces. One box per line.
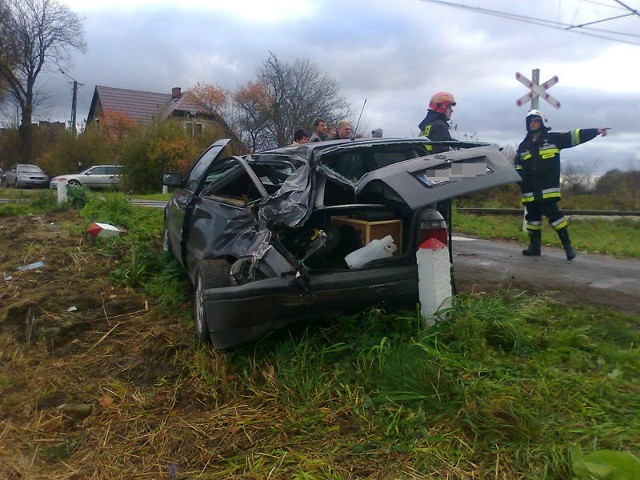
291, 128, 310, 146
308, 117, 327, 142
334, 120, 353, 140
325, 125, 337, 140
371, 128, 383, 138
418, 91, 456, 143
515, 109, 610, 260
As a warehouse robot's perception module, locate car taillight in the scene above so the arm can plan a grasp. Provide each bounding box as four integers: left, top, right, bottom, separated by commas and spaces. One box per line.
418, 209, 448, 247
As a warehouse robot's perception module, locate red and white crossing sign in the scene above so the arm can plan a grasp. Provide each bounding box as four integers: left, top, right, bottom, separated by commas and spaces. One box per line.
516, 72, 561, 109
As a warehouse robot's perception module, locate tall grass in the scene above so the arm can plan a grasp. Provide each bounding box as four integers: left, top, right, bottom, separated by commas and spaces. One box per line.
204, 295, 639, 478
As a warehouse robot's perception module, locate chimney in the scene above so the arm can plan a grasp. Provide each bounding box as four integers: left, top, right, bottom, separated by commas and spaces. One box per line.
171, 87, 181, 99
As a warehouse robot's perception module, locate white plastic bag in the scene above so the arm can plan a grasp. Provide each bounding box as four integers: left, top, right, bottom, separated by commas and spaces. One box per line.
345, 235, 397, 268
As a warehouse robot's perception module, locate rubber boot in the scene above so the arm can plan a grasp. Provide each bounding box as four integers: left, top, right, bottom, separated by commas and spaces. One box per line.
522, 230, 541, 256
557, 227, 576, 261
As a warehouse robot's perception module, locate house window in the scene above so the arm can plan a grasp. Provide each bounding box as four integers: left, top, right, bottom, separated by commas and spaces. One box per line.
185, 121, 203, 137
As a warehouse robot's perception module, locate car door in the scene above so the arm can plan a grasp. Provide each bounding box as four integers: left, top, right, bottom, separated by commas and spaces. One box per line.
85, 166, 107, 188
106, 166, 122, 187
165, 139, 231, 263
181, 156, 276, 281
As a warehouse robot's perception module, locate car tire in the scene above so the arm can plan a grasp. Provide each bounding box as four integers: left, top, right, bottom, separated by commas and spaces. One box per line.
194, 259, 232, 346
67, 179, 81, 187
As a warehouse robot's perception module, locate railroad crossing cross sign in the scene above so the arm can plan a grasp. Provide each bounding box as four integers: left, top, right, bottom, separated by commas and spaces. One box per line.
516, 71, 561, 109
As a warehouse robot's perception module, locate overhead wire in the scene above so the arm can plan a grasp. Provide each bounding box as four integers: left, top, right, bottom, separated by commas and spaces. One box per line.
418, 0, 640, 45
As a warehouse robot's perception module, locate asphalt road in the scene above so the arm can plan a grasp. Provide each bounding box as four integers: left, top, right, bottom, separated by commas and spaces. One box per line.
452, 236, 640, 315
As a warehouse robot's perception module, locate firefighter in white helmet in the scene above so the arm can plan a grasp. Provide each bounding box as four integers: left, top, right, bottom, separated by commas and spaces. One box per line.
515, 109, 610, 260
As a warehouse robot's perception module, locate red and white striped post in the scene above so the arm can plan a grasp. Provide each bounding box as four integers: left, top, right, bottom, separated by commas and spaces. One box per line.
417, 238, 452, 327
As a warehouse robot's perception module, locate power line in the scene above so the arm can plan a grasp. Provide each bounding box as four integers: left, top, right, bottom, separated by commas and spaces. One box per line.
418, 0, 640, 46
612, 0, 640, 18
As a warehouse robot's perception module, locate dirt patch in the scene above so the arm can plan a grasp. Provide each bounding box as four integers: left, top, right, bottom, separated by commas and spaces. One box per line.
1, 211, 146, 345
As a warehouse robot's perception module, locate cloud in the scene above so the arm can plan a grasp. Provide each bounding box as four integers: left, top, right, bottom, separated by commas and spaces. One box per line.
17, 0, 640, 174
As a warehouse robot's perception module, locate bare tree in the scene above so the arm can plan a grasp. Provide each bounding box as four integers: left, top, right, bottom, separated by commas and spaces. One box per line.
255, 52, 352, 148
561, 157, 602, 193
0, 0, 86, 162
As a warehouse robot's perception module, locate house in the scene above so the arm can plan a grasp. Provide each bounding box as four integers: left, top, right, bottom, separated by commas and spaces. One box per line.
86, 85, 232, 138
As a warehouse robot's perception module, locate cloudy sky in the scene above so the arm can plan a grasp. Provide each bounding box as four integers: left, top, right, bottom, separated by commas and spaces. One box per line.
28, 0, 640, 173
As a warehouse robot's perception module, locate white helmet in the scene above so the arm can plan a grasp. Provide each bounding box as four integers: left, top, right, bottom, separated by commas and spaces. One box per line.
526, 109, 549, 131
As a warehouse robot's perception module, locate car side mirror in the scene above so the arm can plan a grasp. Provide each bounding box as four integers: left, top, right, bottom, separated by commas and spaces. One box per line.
163, 172, 183, 187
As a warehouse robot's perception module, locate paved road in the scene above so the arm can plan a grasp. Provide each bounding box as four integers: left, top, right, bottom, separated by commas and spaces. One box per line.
452, 236, 640, 315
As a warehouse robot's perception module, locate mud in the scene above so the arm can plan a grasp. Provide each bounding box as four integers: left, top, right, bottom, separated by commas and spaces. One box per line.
0, 211, 147, 346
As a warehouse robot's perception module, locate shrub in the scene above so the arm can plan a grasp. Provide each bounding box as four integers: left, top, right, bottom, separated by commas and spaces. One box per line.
79, 191, 132, 228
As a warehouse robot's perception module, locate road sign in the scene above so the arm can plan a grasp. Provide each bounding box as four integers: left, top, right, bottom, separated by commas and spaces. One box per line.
516, 71, 561, 109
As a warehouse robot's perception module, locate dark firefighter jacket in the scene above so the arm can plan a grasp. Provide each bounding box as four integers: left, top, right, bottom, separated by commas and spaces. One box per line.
514, 128, 600, 203
418, 110, 455, 154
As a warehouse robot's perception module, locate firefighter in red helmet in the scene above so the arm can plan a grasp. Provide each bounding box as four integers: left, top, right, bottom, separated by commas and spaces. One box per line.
418, 92, 457, 153
515, 109, 610, 260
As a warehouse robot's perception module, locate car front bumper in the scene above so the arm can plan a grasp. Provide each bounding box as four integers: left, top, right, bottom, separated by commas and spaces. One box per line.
21, 179, 50, 188
202, 264, 419, 349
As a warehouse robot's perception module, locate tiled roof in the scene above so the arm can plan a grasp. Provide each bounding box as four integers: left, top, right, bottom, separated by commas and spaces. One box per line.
88, 86, 211, 124
162, 92, 210, 118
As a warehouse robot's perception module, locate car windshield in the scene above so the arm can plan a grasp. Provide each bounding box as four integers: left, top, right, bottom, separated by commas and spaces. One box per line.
20, 165, 44, 173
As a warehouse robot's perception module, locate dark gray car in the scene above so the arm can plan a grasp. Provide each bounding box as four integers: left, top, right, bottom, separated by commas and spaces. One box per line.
162, 137, 520, 349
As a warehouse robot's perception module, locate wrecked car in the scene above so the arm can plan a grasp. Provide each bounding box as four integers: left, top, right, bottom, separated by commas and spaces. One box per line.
162, 137, 520, 349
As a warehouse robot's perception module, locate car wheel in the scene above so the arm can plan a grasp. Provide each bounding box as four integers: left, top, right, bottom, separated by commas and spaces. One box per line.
67, 179, 81, 187
194, 259, 232, 346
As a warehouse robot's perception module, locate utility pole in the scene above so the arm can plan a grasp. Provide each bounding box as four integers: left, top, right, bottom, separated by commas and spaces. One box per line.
60, 69, 83, 134
531, 69, 540, 110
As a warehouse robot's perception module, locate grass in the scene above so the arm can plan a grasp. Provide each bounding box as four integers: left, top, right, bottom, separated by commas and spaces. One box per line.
1, 192, 639, 478
453, 211, 640, 259
7, 293, 636, 478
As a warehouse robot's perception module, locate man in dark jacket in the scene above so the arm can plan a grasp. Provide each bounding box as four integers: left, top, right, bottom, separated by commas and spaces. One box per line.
418, 91, 457, 153
515, 109, 610, 260
308, 117, 327, 142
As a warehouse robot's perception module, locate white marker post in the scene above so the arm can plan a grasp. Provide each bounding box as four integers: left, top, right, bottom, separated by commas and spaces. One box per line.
417, 238, 452, 327
57, 180, 68, 204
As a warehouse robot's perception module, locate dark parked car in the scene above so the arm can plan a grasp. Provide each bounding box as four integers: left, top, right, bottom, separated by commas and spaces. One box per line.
4, 164, 50, 188
162, 137, 520, 349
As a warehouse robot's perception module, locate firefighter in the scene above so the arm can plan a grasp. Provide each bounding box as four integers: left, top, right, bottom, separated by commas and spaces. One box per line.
418, 92, 457, 153
515, 109, 610, 260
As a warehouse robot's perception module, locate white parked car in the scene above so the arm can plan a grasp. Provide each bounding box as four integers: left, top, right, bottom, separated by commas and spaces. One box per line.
50, 165, 122, 190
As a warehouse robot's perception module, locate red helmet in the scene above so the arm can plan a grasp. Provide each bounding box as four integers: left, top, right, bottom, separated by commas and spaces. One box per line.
429, 92, 457, 113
